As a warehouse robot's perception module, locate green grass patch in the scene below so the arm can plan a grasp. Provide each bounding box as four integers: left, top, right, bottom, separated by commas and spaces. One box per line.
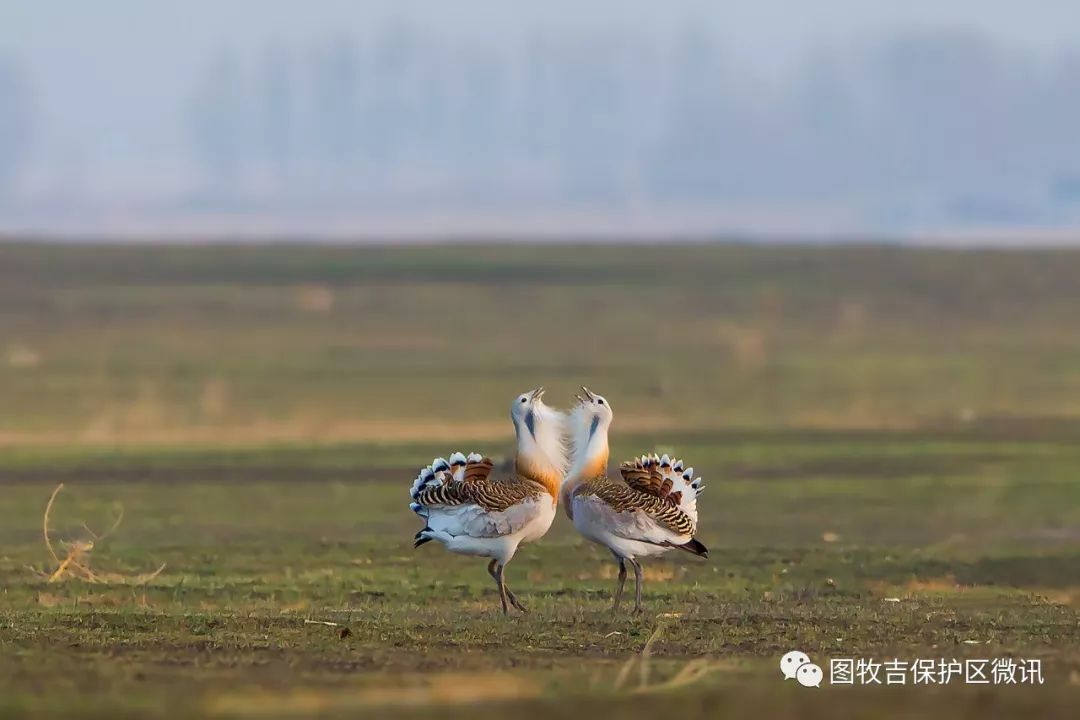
1, 431, 1078, 717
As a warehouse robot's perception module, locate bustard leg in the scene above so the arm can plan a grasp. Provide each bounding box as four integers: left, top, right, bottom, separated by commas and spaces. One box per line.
612, 557, 628, 612
629, 558, 644, 614
488, 559, 528, 613
506, 584, 529, 613
494, 562, 510, 615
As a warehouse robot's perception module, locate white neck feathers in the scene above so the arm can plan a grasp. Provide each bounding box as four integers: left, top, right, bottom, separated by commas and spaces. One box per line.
566, 405, 610, 486
515, 404, 568, 490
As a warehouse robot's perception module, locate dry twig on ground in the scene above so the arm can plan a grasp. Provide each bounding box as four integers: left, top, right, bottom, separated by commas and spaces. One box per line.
612, 617, 721, 694
30, 483, 166, 585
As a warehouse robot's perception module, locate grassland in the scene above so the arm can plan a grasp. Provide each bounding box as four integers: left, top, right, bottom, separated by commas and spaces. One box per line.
1, 242, 1079, 717
4, 242, 1080, 444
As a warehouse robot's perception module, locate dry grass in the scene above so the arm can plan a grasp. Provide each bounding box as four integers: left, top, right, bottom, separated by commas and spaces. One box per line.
204, 674, 542, 716
866, 576, 965, 598
29, 483, 165, 585
611, 619, 723, 695
205, 623, 723, 717
595, 564, 681, 582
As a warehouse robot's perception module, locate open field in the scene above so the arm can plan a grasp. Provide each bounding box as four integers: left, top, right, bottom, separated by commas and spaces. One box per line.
2, 430, 1080, 718
1, 242, 1080, 716
4, 242, 1080, 444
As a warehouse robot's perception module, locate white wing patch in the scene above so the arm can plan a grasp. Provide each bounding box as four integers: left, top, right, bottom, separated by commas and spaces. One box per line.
427, 497, 547, 539
573, 494, 689, 547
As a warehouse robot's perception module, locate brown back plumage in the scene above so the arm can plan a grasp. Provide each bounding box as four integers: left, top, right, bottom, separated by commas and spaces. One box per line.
415, 455, 546, 513
619, 458, 687, 508
620, 462, 678, 503
461, 456, 495, 484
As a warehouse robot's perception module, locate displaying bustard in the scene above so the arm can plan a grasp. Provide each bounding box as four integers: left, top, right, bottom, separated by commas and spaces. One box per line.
410, 388, 567, 614
561, 387, 707, 613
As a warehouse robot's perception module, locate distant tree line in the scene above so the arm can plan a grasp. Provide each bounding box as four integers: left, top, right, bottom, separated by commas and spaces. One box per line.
182, 25, 1080, 215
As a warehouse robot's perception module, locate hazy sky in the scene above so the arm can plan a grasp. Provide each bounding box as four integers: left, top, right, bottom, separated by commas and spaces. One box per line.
5, 0, 1079, 171
3, 1, 1080, 237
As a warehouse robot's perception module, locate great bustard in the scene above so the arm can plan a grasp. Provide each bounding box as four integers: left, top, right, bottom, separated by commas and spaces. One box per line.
561, 387, 707, 613
410, 388, 567, 614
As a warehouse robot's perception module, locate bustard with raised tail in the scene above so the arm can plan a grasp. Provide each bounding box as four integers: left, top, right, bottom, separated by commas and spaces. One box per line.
409, 388, 567, 614
561, 387, 707, 613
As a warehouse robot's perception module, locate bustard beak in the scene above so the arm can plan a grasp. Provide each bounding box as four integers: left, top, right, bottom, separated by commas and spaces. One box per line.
580, 385, 596, 401
530, 387, 545, 401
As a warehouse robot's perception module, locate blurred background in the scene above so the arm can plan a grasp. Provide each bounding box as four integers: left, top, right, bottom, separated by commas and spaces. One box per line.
3, 6, 1080, 716
4, 0, 1080, 239
2, 1, 1080, 447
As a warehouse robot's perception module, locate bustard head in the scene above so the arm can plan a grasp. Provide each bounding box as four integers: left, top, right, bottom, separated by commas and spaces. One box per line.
511, 387, 567, 474
572, 385, 614, 444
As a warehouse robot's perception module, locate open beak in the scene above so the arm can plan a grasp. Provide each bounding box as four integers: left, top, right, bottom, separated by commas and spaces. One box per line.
580, 385, 596, 401
530, 387, 545, 402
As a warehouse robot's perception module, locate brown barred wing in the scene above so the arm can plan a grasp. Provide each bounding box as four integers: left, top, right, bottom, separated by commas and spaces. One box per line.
578, 477, 696, 538
468, 474, 546, 512
461, 455, 495, 484
620, 462, 676, 501
619, 453, 704, 521
410, 452, 551, 547
416, 472, 544, 513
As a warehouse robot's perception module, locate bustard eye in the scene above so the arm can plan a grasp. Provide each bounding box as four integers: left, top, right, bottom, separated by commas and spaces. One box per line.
520, 397, 527, 403
597, 399, 605, 405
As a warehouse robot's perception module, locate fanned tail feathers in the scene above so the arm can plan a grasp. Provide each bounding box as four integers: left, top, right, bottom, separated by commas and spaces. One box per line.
410, 451, 492, 546
620, 453, 704, 521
